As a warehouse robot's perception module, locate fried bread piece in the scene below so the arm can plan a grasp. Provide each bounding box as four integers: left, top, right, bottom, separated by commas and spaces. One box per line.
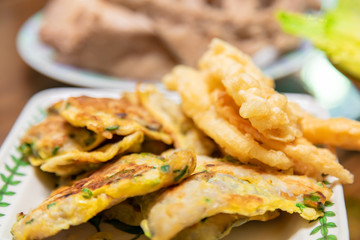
55, 96, 172, 144
136, 84, 216, 155
140, 156, 332, 240
20, 115, 105, 167
40, 131, 144, 176
199, 39, 302, 142
11, 149, 196, 240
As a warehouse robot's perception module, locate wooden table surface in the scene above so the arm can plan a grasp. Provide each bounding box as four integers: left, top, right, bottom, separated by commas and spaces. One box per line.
0, 1, 359, 239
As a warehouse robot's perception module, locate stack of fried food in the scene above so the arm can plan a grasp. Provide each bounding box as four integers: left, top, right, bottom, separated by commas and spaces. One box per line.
11, 40, 359, 240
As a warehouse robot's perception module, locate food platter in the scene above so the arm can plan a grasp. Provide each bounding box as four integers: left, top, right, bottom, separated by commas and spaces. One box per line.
17, 12, 313, 88
0, 87, 349, 240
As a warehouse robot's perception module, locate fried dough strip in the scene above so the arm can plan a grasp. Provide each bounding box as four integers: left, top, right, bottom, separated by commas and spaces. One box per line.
301, 114, 360, 151
212, 90, 353, 183
163, 66, 292, 170
136, 84, 216, 155
199, 39, 301, 142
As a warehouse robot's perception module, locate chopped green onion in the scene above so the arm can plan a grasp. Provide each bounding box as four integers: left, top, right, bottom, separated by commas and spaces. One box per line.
52, 146, 59, 156
174, 165, 188, 182
105, 125, 119, 131
160, 164, 170, 173
47, 202, 56, 209
82, 188, 93, 199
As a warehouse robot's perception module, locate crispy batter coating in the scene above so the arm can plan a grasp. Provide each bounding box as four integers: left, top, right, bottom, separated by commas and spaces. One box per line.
163, 65, 293, 170
211, 90, 353, 183
140, 156, 331, 240
55, 96, 172, 144
137, 84, 216, 155
11, 150, 196, 240
199, 39, 302, 142
302, 114, 360, 151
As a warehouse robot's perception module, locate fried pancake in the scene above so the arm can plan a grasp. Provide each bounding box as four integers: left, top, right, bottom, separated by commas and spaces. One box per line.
11, 149, 196, 240
20, 115, 105, 167
55, 96, 172, 144
137, 85, 216, 155
40, 131, 144, 176
140, 156, 332, 240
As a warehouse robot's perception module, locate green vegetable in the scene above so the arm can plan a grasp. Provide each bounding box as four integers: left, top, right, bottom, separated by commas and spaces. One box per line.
174, 165, 188, 182
105, 125, 119, 131
82, 188, 93, 199
52, 146, 59, 156
277, 0, 360, 80
160, 164, 170, 173
296, 202, 306, 212
47, 202, 56, 209
25, 218, 34, 225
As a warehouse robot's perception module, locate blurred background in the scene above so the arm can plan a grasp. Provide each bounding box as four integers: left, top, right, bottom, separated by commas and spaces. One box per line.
1, 0, 360, 239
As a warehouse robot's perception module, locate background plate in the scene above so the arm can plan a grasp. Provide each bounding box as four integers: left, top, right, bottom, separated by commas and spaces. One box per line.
0, 88, 349, 240
17, 12, 313, 88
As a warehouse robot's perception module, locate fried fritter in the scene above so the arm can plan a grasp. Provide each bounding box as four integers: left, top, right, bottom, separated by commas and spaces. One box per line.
301, 114, 360, 151
136, 84, 216, 155
211, 89, 353, 183
40, 131, 144, 176
20, 115, 105, 167
199, 39, 302, 142
11, 150, 196, 240
140, 156, 332, 240
163, 65, 292, 170
55, 96, 172, 144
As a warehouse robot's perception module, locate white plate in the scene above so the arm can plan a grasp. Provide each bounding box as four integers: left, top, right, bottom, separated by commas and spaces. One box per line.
0, 88, 349, 240
17, 12, 313, 88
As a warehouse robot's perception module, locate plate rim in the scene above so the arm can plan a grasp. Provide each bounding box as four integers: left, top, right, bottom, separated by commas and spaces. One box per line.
17, 12, 314, 88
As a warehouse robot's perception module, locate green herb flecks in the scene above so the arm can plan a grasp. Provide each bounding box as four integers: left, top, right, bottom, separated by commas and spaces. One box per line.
65, 102, 71, 109
174, 165, 188, 182
52, 146, 60, 156
47, 202, 56, 209
160, 164, 170, 173
304, 193, 321, 202
25, 218, 34, 225
296, 203, 307, 212
105, 125, 119, 131
82, 188, 93, 199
